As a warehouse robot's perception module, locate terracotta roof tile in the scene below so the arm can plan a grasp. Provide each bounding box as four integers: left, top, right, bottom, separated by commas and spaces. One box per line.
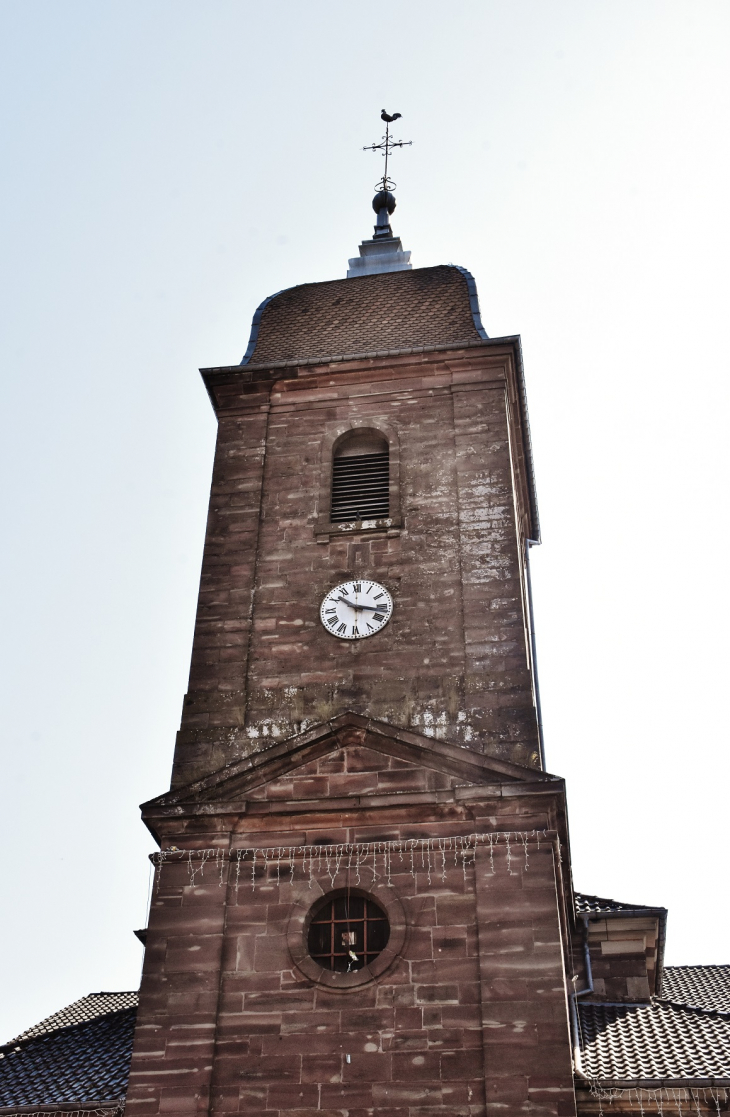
662, 967, 730, 1015
578, 1001, 730, 1081
0, 996, 137, 1108
575, 893, 662, 914
7, 991, 138, 1045
243, 265, 484, 366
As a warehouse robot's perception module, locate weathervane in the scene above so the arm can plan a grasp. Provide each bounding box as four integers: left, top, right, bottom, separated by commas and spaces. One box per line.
363, 110, 412, 193
346, 110, 413, 275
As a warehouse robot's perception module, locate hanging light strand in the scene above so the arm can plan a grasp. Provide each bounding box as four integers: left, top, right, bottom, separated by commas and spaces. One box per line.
592, 1084, 728, 1117
151, 830, 551, 891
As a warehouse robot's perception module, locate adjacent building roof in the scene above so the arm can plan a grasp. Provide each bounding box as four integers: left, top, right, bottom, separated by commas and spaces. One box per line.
575, 892, 663, 915
7, 991, 139, 1045
0, 993, 138, 1110
661, 967, 730, 1015
241, 265, 486, 367
5, 967, 730, 1103
577, 1000, 730, 1083
572, 904, 730, 1084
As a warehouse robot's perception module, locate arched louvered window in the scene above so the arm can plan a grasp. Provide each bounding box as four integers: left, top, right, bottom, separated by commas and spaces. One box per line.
330, 431, 389, 523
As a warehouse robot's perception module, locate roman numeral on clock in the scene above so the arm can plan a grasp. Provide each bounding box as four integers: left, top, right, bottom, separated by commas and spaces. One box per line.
373, 613, 384, 623
337, 623, 347, 634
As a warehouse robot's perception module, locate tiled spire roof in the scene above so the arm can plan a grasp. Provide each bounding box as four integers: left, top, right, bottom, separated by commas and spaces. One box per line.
241, 265, 485, 367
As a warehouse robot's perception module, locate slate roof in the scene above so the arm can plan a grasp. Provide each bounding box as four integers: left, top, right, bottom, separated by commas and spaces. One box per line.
577, 1000, 730, 1083
0, 993, 138, 1109
8, 991, 139, 1045
661, 967, 730, 1015
575, 892, 663, 914
241, 265, 485, 367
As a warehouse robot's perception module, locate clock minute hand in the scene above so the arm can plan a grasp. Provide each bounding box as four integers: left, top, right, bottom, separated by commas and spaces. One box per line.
338, 597, 379, 611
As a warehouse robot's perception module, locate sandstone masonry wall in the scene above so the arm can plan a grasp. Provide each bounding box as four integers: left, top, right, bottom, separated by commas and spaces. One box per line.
128, 751, 575, 1117
172, 347, 539, 790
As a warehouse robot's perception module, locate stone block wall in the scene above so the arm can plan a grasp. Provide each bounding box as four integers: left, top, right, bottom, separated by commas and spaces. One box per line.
585, 916, 661, 1002
127, 829, 575, 1117
128, 746, 575, 1117
172, 345, 539, 790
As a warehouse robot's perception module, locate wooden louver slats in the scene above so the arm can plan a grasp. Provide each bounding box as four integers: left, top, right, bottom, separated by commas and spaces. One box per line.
330, 451, 389, 522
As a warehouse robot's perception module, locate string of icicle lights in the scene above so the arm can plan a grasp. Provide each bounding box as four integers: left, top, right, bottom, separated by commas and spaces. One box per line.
151, 829, 552, 891
591, 1085, 729, 1117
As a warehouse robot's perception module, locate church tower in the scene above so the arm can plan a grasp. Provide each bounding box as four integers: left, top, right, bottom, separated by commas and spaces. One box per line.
125, 131, 576, 1117
3, 117, 726, 1117
171, 257, 543, 787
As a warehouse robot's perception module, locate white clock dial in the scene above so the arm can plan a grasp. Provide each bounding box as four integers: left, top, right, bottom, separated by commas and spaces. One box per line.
320, 580, 393, 640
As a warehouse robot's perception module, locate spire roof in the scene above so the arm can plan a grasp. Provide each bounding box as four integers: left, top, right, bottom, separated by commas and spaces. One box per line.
241, 265, 486, 367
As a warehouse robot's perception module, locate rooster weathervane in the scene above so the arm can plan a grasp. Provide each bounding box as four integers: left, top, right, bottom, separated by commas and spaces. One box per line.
363, 110, 412, 194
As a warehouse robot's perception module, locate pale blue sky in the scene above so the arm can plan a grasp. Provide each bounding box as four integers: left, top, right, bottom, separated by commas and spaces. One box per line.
1, 0, 729, 1039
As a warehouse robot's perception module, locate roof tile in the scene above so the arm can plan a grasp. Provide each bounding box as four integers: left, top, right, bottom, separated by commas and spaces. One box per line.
7, 992, 138, 1046
244, 266, 484, 366
661, 967, 730, 1015
575, 892, 662, 914
0, 1006, 136, 1107
578, 1001, 730, 1081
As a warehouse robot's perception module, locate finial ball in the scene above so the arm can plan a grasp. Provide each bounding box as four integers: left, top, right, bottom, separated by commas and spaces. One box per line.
372, 190, 396, 215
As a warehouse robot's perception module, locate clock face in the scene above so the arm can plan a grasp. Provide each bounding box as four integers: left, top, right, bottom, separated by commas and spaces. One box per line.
320, 580, 393, 640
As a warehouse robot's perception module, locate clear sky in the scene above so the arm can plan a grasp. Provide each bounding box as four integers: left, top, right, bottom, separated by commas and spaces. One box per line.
1, 0, 729, 1040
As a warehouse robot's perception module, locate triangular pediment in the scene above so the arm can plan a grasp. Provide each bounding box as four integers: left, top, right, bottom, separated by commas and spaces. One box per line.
143, 713, 558, 814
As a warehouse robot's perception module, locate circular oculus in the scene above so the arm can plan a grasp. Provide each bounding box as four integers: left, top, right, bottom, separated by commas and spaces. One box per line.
320, 580, 393, 640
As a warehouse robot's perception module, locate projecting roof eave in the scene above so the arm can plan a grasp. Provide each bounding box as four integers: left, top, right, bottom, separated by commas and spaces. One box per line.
142, 711, 561, 815
575, 1077, 730, 1091
230, 335, 494, 371
200, 332, 540, 544
0, 1101, 126, 1114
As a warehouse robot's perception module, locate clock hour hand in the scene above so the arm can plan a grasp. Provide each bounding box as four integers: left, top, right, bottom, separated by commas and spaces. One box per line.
337, 597, 379, 611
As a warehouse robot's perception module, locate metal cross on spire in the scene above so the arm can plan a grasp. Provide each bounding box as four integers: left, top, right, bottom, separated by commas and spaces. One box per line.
363, 110, 412, 193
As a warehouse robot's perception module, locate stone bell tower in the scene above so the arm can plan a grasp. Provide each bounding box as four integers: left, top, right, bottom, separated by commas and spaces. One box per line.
126, 166, 578, 1117
170, 238, 543, 789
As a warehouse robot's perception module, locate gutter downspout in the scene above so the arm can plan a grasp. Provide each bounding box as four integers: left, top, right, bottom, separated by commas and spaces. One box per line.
525, 539, 546, 770
569, 915, 594, 1083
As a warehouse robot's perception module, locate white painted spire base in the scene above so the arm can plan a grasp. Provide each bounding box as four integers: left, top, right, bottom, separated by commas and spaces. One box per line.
347, 234, 412, 278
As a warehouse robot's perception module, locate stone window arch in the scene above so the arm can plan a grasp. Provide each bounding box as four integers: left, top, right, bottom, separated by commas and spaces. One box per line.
330, 430, 389, 523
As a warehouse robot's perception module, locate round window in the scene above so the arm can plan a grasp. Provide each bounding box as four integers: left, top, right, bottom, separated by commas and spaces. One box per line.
307, 893, 390, 972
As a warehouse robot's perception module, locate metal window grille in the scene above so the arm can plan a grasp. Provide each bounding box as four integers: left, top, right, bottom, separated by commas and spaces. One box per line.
330, 450, 389, 523
307, 895, 390, 972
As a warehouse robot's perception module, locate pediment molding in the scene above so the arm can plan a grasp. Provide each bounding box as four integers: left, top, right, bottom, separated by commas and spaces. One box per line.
143, 713, 557, 815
